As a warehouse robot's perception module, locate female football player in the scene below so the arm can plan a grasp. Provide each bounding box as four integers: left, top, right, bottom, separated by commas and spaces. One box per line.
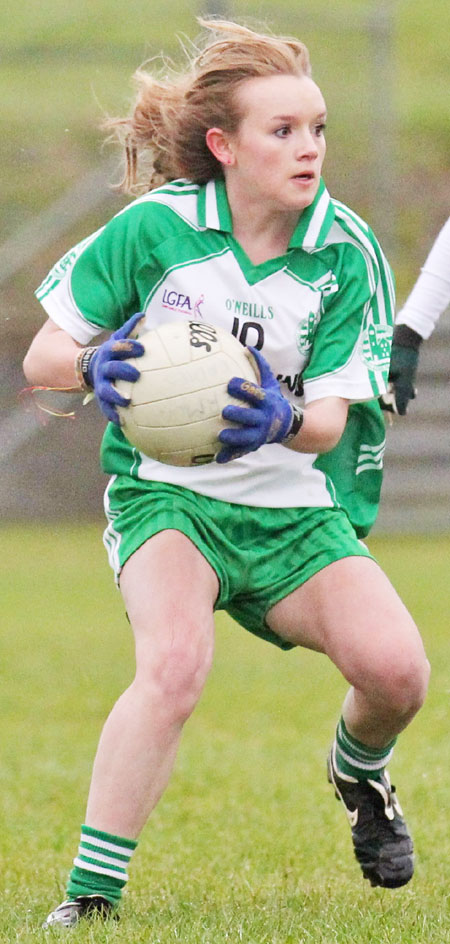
23, 18, 429, 927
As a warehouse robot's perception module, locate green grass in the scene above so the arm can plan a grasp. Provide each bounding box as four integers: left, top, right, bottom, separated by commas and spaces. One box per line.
0, 526, 449, 941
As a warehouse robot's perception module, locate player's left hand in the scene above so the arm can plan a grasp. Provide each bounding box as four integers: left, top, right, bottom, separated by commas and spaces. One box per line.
216, 347, 297, 463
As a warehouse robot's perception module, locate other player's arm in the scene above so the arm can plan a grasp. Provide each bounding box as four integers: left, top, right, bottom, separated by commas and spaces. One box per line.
380, 324, 422, 416
383, 216, 450, 415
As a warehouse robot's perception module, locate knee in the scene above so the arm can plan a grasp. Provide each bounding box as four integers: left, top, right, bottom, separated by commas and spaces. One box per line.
159, 642, 213, 723
136, 625, 214, 725
375, 651, 430, 723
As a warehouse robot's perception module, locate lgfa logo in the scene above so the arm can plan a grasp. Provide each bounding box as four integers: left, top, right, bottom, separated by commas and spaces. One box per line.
162, 289, 205, 318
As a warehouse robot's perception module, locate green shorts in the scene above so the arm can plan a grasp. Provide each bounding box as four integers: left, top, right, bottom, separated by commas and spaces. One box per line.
103, 476, 372, 650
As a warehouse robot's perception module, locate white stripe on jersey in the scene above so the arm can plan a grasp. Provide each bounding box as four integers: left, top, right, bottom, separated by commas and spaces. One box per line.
115, 182, 202, 232
143, 246, 230, 311
356, 439, 386, 475
333, 202, 395, 322
204, 179, 221, 230
302, 187, 332, 246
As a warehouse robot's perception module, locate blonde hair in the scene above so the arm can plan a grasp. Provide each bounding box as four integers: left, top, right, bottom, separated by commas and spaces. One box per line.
106, 18, 311, 194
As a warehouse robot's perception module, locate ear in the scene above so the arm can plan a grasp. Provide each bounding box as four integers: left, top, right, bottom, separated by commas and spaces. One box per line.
205, 127, 235, 167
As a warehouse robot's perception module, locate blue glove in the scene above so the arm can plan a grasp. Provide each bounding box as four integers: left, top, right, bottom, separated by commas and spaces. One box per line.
217, 347, 298, 464
87, 312, 145, 424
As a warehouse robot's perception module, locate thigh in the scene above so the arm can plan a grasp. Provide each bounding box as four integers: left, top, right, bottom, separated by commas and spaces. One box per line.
119, 529, 219, 665
266, 555, 427, 687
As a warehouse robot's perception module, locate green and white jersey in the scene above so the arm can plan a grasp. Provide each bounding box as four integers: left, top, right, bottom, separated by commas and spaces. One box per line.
36, 177, 394, 514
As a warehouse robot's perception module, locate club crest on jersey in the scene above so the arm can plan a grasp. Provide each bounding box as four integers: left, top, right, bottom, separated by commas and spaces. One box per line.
296, 311, 321, 355
359, 322, 393, 370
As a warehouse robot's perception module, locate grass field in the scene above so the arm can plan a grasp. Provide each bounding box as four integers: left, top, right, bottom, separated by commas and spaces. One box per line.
1, 525, 449, 942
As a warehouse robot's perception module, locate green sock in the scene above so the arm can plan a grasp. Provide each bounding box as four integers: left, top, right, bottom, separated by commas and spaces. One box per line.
334, 716, 397, 781
67, 825, 138, 905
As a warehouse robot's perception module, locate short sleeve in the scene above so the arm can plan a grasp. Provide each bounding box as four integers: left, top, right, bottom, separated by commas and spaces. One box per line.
303, 234, 395, 403
35, 205, 145, 344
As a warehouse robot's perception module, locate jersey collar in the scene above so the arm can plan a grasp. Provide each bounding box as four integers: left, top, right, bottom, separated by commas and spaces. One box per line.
197, 178, 233, 233
288, 179, 336, 249
197, 177, 335, 250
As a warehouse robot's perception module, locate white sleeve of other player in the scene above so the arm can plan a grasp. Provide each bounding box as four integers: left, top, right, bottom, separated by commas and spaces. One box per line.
396, 216, 450, 339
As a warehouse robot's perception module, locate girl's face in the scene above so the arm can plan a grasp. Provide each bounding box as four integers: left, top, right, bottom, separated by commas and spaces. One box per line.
225, 73, 327, 214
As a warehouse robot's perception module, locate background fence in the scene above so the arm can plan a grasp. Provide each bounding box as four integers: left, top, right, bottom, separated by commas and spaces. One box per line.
1, 0, 449, 530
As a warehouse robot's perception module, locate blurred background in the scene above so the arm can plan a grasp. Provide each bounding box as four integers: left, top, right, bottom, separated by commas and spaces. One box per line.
1, 0, 449, 531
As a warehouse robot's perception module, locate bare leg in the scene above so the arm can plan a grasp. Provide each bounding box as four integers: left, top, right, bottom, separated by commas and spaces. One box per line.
266, 555, 429, 889
266, 556, 429, 746
85, 530, 219, 838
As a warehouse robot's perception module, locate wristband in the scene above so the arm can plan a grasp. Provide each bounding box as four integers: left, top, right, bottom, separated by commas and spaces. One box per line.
282, 403, 304, 444
74, 346, 99, 391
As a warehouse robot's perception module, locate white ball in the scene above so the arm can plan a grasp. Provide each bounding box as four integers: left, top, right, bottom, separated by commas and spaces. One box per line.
115, 320, 259, 466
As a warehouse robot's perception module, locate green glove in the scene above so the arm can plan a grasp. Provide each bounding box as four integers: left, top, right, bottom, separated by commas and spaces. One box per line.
382, 324, 423, 416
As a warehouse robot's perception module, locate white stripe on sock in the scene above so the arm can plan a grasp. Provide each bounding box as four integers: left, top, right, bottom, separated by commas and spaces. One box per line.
73, 857, 129, 881
78, 848, 129, 870
80, 835, 134, 857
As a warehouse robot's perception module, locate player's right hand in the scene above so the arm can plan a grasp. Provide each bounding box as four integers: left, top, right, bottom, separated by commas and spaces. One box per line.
88, 312, 145, 424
